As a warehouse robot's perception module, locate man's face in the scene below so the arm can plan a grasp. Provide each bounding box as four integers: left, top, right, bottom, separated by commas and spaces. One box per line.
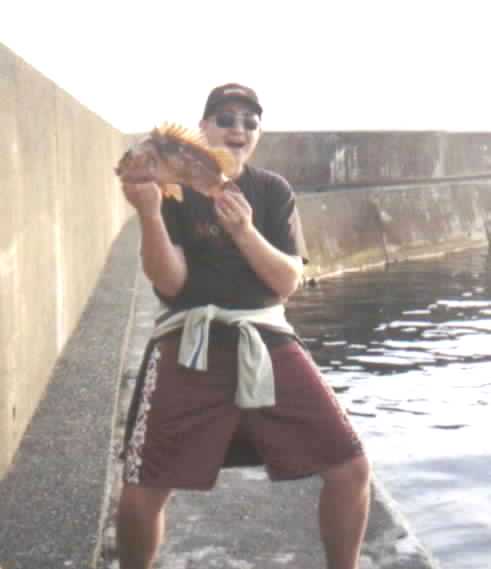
200, 101, 262, 173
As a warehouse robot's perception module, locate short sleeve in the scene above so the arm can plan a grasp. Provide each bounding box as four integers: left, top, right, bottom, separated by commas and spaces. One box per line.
264, 175, 309, 263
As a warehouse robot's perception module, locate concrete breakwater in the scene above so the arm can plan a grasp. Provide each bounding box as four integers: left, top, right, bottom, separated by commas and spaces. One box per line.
252, 131, 491, 189
252, 131, 491, 279
296, 180, 491, 279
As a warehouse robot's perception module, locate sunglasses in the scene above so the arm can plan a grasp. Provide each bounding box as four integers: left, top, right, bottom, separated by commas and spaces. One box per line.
214, 111, 260, 131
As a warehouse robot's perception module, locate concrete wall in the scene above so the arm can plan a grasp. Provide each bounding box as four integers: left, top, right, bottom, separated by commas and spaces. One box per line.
444, 132, 491, 177
0, 43, 133, 478
252, 131, 491, 189
252, 130, 491, 278
296, 181, 491, 279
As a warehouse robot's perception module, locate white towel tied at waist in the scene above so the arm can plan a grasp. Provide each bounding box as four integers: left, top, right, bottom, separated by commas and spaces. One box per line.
152, 304, 295, 408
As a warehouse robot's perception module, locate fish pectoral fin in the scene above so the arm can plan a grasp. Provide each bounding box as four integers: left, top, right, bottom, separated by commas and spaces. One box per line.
161, 183, 183, 202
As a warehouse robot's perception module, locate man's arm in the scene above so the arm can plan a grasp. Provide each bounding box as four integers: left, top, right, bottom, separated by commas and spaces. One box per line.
234, 229, 303, 299
214, 190, 303, 299
121, 181, 188, 297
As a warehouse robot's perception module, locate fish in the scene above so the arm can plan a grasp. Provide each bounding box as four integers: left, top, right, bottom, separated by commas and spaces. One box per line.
115, 122, 237, 201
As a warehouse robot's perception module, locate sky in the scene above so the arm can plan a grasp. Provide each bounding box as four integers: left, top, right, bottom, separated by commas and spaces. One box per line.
2, 0, 491, 134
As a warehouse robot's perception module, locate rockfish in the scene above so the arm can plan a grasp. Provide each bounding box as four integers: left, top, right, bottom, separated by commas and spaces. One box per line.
115, 123, 237, 201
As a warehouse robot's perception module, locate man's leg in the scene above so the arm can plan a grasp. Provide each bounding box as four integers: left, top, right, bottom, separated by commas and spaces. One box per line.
319, 455, 371, 569
117, 483, 172, 569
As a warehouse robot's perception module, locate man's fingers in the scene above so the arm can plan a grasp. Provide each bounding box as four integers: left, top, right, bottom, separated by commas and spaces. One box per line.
214, 203, 229, 222
222, 189, 247, 204
216, 191, 249, 214
215, 201, 238, 223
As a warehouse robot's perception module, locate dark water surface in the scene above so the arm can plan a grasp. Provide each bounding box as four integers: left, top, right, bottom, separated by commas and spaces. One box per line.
287, 247, 491, 569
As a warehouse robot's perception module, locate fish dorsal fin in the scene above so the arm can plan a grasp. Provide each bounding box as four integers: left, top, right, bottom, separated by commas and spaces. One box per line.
154, 122, 236, 178
156, 122, 206, 146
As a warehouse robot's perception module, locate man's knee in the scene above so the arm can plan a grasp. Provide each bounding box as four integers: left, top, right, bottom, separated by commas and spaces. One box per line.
320, 454, 371, 490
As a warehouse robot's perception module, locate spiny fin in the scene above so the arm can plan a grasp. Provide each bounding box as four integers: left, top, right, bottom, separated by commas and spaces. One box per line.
156, 122, 205, 145
155, 122, 236, 177
161, 183, 183, 202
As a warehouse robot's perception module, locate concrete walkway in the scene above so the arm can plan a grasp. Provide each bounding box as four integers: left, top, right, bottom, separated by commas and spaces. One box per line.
0, 219, 440, 569
0, 220, 140, 569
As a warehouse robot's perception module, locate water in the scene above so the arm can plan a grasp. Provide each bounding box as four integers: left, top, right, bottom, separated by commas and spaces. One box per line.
287, 247, 491, 569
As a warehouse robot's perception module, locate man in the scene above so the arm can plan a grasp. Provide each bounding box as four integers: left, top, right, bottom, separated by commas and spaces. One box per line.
118, 83, 370, 569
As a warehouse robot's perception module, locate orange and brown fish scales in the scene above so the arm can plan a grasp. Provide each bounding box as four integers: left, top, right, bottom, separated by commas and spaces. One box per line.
115, 122, 237, 201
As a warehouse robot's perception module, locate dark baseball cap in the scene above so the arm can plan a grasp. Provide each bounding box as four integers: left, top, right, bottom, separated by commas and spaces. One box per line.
202, 83, 263, 119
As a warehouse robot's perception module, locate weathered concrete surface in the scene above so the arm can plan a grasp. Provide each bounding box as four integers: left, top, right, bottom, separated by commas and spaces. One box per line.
296, 181, 491, 279
0, 219, 139, 569
253, 131, 444, 189
98, 268, 439, 569
107, 472, 436, 569
0, 42, 133, 478
252, 131, 491, 189
0, 41, 18, 477
445, 132, 491, 177
0, 41, 59, 478
251, 130, 491, 280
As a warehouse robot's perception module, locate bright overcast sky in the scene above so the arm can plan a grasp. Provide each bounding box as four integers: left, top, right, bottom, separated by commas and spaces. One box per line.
2, 0, 491, 133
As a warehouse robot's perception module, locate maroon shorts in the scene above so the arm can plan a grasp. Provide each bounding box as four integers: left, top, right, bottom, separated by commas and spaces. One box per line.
122, 334, 364, 490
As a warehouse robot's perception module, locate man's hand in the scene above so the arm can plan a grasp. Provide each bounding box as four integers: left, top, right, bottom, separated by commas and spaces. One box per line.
214, 186, 302, 298
121, 181, 162, 219
214, 190, 253, 240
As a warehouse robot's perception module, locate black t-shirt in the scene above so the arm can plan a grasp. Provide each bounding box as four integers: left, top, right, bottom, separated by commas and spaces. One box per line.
155, 165, 307, 311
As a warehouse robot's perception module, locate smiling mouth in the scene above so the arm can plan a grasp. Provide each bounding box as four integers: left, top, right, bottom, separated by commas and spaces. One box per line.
226, 141, 246, 150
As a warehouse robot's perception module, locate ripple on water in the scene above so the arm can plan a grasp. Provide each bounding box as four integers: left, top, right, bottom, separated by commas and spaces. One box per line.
289, 247, 491, 569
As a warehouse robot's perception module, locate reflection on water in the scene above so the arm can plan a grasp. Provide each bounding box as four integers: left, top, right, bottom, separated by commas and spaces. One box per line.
288, 247, 491, 569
